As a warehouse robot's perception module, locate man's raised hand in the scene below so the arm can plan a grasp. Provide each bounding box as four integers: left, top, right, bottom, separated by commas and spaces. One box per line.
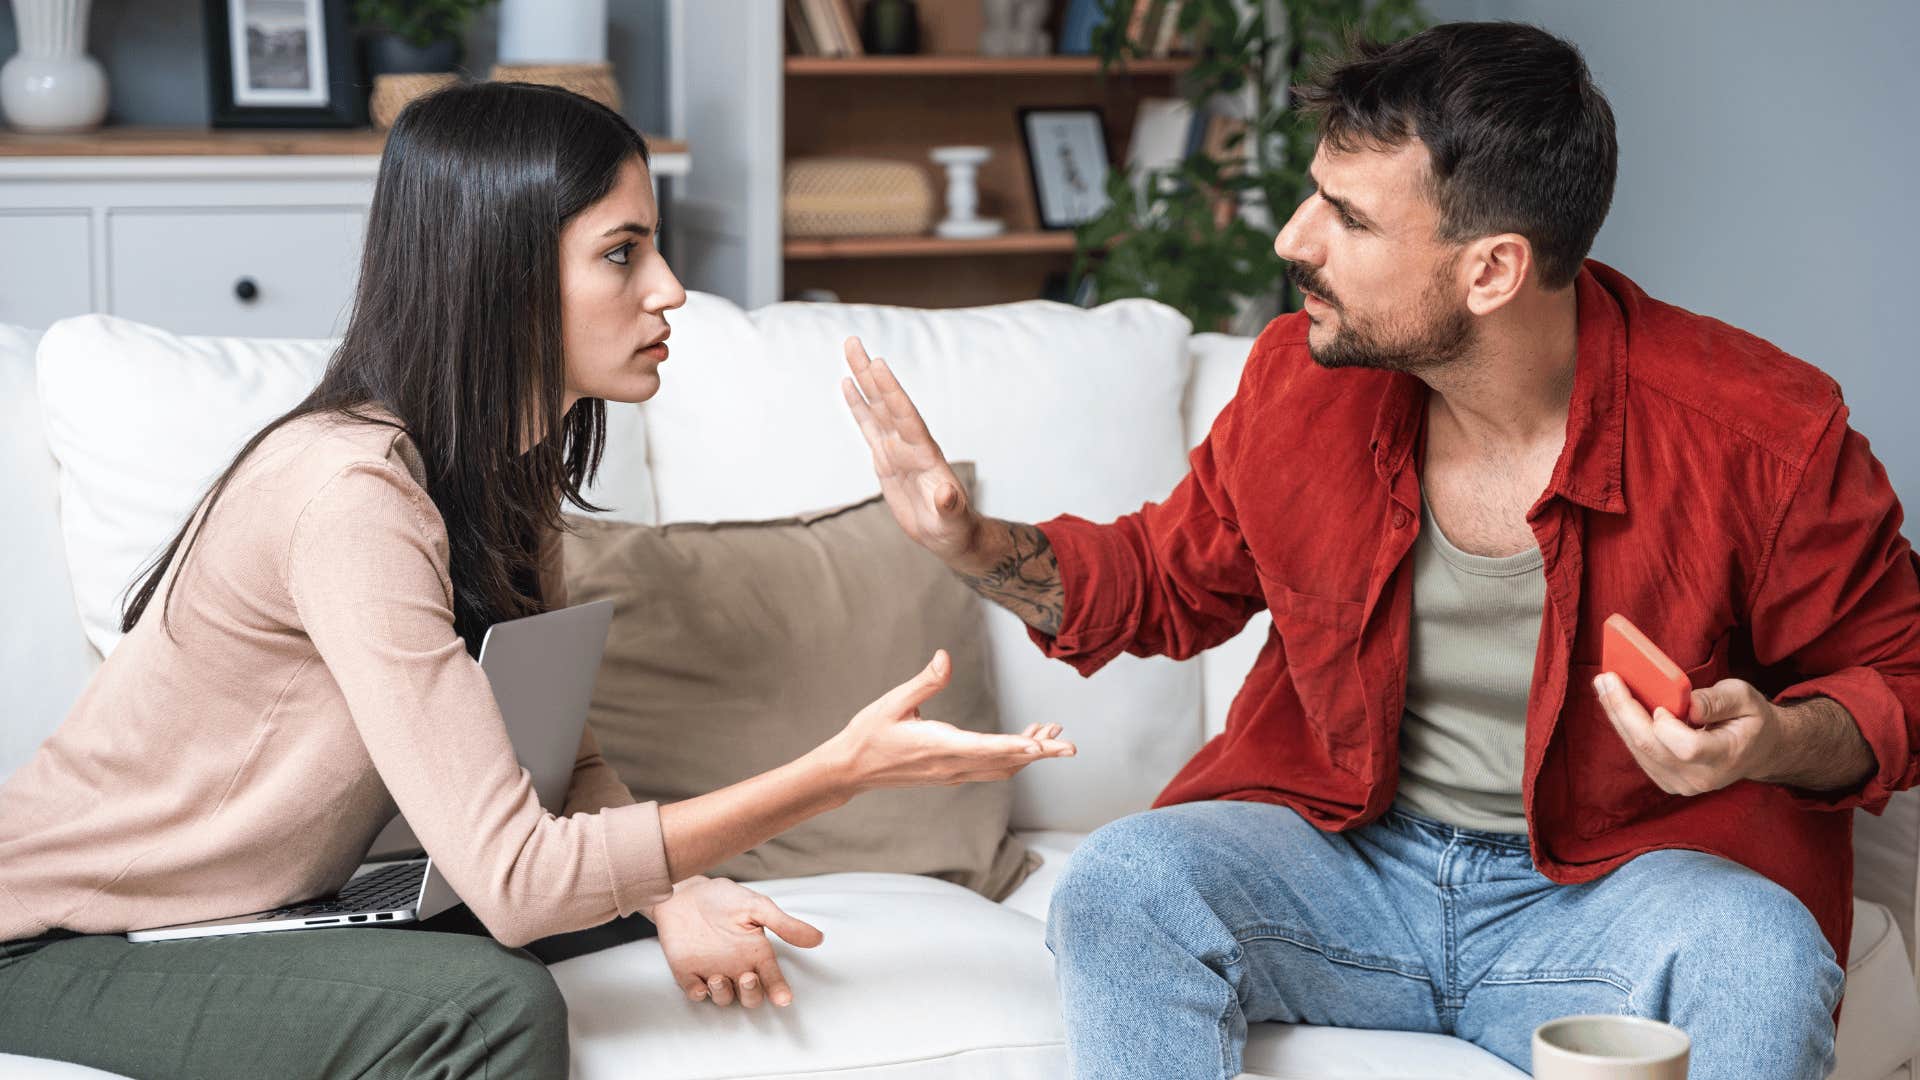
840, 337, 979, 564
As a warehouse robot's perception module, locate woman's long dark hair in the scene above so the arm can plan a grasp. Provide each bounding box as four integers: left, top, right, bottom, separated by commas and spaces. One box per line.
121, 82, 649, 655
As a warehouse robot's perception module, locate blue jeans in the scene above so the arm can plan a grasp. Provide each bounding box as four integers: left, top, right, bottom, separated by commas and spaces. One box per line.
1045, 801, 1843, 1079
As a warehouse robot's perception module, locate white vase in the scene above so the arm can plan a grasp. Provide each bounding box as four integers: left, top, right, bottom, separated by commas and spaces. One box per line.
497, 0, 608, 63
1, 0, 109, 133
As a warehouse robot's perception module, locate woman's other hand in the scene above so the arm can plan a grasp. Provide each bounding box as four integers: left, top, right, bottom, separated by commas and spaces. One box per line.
647, 876, 823, 1008
828, 650, 1076, 791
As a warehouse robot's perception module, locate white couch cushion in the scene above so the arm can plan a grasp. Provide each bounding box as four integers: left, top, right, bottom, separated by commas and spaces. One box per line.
553, 872, 1068, 1080
35, 316, 335, 657
32, 315, 658, 659
1833, 899, 1920, 1080
0, 324, 98, 784
640, 294, 1202, 833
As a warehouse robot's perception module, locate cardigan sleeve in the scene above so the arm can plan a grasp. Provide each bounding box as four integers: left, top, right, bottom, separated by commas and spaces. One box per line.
289, 465, 670, 946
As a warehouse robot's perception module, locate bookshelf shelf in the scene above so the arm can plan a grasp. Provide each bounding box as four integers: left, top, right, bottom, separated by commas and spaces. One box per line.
784, 231, 1079, 259
668, 1, 1187, 309
785, 56, 1191, 77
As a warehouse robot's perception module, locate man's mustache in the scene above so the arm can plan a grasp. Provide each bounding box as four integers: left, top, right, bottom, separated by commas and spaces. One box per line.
1285, 263, 1339, 309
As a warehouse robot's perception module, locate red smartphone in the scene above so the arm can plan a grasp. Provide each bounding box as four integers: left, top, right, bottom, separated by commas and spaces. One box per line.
1601, 613, 1693, 724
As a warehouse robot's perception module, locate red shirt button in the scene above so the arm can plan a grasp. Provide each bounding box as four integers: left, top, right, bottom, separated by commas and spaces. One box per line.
1393, 509, 1410, 529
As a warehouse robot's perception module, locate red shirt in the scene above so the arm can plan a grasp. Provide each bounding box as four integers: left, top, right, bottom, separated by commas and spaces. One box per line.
1032, 261, 1920, 965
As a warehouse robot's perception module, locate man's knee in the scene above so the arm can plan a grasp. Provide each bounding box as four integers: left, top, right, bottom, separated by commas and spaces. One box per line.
1616, 852, 1840, 1015
1046, 803, 1297, 953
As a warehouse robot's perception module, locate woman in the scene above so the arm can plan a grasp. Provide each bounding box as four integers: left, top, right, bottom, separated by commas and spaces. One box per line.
0, 83, 1073, 1079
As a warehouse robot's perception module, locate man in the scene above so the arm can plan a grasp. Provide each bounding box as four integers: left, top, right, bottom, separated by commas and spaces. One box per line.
841, 20, 1920, 1080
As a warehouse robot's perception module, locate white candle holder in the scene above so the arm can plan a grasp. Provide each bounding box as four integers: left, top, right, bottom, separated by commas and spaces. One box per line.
930, 145, 1005, 239
1, 0, 109, 133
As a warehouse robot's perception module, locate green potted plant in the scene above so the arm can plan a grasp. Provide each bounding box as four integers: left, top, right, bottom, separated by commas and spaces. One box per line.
1075, 0, 1427, 332
356, 0, 497, 76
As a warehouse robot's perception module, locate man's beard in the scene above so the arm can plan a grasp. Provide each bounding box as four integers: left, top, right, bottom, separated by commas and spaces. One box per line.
1285, 260, 1473, 373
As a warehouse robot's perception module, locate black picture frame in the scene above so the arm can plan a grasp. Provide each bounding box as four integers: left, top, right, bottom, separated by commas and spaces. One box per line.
1018, 106, 1113, 230
204, 0, 367, 128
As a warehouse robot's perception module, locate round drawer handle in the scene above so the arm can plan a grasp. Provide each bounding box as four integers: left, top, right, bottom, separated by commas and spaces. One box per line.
234, 277, 259, 303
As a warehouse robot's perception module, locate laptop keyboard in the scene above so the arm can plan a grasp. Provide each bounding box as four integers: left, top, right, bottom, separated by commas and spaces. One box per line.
254, 860, 426, 920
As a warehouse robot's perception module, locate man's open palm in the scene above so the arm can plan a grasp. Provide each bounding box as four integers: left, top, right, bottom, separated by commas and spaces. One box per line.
840, 336, 976, 562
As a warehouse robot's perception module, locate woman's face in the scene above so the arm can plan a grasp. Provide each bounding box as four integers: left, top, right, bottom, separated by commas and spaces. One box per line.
557, 155, 687, 408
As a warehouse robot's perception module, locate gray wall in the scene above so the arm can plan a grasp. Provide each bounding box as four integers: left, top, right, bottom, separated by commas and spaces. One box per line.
1426, 0, 1919, 516
0, 0, 671, 135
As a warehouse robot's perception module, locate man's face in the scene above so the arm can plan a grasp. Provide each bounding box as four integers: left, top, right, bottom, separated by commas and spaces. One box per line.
1273, 140, 1471, 372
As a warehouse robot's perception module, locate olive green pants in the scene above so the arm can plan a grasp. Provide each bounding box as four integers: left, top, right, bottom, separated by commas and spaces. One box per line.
0, 907, 656, 1079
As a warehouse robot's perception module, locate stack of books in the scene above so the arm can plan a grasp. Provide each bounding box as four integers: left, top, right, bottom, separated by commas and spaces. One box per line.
786, 0, 864, 58
1127, 97, 1248, 227
1060, 0, 1190, 57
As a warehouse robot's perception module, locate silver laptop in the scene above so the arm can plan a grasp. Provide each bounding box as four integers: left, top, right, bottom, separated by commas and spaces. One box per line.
127, 599, 615, 943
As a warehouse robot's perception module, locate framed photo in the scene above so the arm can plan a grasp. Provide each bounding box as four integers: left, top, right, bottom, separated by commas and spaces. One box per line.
204, 0, 366, 127
1019, 108, 1113, 229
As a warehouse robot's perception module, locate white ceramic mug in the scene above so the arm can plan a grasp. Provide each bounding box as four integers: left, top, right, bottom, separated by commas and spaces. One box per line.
1533, 1014, 1690, 1079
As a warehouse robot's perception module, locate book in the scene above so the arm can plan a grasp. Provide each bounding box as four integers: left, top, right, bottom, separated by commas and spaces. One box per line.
1150, 0, 1184, 58
786, 0, 819, 56
802, 0, 847, 57
1058, 0, 1101, 55
799, 0, 831, 55
1128, 97, 1194, 171
1126, 0, 1161, 50
828, 0, 865, 57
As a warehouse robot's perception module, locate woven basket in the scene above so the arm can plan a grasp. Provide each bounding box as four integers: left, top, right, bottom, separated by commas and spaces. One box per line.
489, 62, 622, 113
369, 72, 459, 130
784, 158, 936, 238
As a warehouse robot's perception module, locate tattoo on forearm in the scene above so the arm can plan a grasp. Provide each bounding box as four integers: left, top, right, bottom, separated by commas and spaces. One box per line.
956, 520, 1065, 636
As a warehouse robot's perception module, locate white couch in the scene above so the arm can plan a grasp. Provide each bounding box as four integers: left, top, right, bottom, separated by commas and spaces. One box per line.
4, 298, 1918, 1080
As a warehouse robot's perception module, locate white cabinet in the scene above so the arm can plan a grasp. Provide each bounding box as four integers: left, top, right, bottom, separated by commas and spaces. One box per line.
0, 211, 94, 326
0, 144, 691, 337
109, 207, 367, 338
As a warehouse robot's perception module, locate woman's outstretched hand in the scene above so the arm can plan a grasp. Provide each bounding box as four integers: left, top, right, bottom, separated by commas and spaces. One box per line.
648, 876, 823, 1009
828, 650, 1076, 791
840, 337, 980, 565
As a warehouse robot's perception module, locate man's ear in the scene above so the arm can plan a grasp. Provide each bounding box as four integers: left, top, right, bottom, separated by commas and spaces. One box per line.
1460, 233, 1534, 316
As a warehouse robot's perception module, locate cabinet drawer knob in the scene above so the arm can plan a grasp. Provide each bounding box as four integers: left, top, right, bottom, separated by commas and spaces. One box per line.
234, 277, 259, 302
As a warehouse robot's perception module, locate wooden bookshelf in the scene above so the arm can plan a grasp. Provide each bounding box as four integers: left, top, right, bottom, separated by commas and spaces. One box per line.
785, 55, 1190, 77
780, 2, 1189, 307
784, 231, 1078, 259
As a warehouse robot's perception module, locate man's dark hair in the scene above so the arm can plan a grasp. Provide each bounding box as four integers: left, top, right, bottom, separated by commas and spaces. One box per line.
1293, 21, 1617, 290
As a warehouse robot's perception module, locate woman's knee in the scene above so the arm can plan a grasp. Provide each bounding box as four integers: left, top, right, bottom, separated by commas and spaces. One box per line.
411, 936, 569, 1079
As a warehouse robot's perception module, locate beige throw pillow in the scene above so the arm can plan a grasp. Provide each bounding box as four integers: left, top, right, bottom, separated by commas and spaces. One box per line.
561, 467, 1038, 900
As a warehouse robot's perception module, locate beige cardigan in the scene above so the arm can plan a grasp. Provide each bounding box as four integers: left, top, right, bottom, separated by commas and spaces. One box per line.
0, 410, 672, 947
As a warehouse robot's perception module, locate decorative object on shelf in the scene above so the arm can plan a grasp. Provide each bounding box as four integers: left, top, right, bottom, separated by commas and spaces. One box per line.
787, 0, 864, 57
929, 146, 1005, 240
980, 0, 1051, 57
1019, 107, 1111, 230
497, 0, 606, 65
1, 0, 109, 133
783, 157, 936, 238
354, 0, 492, 76
859, 0, 920, 55
1073, 0, 1426, 330
488, 62, 621, 112
203, 0, 365, 128
369, 71, 458, 129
